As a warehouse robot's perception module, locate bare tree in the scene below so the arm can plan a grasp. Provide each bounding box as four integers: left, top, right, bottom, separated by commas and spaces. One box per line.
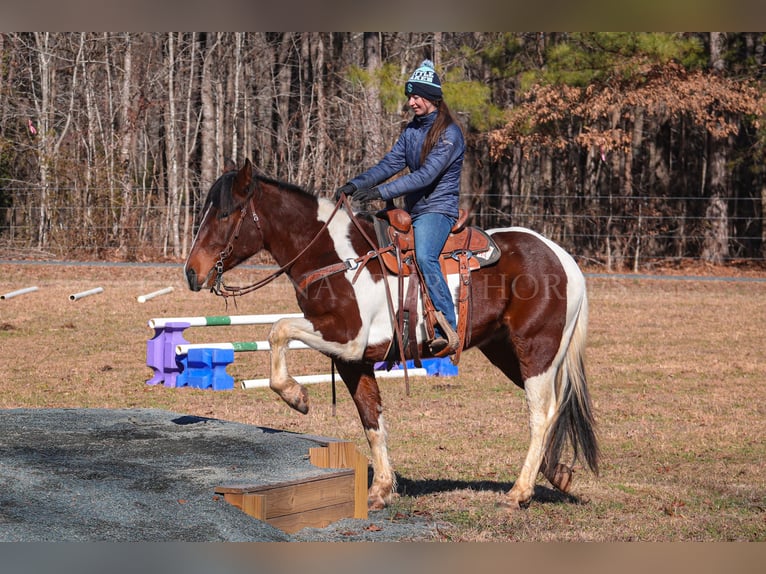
164, 32, 181, 257
701, 32, 731, 264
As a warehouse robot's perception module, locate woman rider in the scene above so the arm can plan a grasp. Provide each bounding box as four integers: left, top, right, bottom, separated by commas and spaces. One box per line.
335, 60, 464, 356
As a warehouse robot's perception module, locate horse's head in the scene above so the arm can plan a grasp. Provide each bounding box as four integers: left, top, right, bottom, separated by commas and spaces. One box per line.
184, 158, 264, 291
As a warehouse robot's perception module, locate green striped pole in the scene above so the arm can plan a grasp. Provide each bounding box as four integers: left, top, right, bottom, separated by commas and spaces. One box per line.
175, 340, 309, 355
149, 312, 303, 330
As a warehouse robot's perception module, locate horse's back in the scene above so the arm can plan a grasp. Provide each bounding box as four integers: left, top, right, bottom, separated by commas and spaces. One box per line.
473, 226, 586, 362
488, 225, 578, 266
486, 226, 585, 295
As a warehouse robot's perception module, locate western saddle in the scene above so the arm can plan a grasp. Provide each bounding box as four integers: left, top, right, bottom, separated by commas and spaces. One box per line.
374, 208, 499, 365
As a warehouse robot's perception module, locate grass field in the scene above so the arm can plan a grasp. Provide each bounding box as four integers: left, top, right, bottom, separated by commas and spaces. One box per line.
0, 261, 764, 541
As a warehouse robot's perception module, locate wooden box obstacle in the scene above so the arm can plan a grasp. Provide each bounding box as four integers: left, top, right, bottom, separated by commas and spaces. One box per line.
215, 439, 368, 533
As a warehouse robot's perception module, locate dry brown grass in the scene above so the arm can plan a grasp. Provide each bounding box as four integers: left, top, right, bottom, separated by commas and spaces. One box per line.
1, 262, 764, 541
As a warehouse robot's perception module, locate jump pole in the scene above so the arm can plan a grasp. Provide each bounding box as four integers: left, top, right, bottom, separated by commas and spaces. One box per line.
137, 286, 174, 303
69, 287, 104, 301
176, 340, 310, 355
1, 286, 39, 300
148, 312, 303, 330
241, 368, 429, 389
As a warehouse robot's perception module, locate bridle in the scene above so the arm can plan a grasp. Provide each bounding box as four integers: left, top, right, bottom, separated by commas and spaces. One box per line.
210, 179, 349, 301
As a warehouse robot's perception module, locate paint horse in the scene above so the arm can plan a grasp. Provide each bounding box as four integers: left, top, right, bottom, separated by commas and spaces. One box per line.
184, 158, 598, 510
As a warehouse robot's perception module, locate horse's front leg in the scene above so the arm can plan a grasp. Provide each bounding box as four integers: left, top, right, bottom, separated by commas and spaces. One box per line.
267, 317, 317, 414
334, 360, 397, 511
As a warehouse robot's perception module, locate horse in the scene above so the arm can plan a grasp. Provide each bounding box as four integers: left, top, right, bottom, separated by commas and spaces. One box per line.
184, 158, 599, 510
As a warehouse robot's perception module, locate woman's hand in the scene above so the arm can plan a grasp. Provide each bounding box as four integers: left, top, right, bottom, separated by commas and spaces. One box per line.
334, 182, 357, 201
353, 187, 382, 203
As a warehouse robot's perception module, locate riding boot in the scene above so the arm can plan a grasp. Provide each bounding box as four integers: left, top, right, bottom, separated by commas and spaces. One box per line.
428, 310, 459, 357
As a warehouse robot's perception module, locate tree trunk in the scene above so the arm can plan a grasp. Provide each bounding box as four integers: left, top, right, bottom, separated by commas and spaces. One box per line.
361, 32, 384, 168
164, 33, 181, 257
701, 134, 730, 263
200, 33, 219, 193
32, 32, 52, 249
117, 33, 137, 258
275, 32, 293, 175
701, 32, 730, 264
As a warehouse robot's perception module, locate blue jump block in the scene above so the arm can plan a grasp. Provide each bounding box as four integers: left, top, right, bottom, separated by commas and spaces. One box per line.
373, 357, 458, 376
176, 347, 235, 391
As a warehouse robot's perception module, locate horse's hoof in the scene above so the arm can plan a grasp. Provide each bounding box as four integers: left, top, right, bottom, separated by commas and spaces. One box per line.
501, 487, 532, 510
286, 384, 310, 414
293, 390, 309, 414
544, 463, 573, 493
368, 495, 386, 511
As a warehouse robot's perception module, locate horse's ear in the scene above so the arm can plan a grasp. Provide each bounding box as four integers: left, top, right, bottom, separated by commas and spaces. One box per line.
232, 158, 253, 198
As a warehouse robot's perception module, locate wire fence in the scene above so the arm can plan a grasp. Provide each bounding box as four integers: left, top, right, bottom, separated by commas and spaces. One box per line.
1, 187, 764, 269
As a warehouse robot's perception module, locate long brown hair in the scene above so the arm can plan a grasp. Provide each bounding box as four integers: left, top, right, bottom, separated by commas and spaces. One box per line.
420, 99, 462, 165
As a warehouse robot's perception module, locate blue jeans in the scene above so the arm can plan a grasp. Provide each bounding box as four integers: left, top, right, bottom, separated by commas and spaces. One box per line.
412, 212, 457, 338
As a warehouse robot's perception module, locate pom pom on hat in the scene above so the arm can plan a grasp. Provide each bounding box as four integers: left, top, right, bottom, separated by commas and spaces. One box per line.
405, 59, 443, 101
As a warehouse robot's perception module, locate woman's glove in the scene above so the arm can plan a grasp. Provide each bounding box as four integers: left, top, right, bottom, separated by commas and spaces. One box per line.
353, 187, 382, 203
334, 182, 357, 201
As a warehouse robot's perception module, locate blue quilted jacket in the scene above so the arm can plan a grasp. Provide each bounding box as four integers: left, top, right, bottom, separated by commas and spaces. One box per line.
349, 110, 464, 218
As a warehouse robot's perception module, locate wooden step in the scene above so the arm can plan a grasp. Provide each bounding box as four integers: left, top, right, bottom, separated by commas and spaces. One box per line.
215, 440, 368, 533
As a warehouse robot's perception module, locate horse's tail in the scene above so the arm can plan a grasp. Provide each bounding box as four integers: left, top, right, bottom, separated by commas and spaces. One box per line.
546, 289, 600, 475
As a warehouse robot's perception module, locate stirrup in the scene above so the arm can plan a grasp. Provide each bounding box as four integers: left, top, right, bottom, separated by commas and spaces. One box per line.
429, 311, 459, 357
429, 337, 457, 357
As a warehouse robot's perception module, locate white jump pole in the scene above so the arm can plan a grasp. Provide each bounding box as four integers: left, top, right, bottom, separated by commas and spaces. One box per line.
137, 286, 174, 303
176, 339, 309, 355
69, 287, 104, 301
148, 312, 303, 330
241, 367, 429, 389
1, 286, 39, 300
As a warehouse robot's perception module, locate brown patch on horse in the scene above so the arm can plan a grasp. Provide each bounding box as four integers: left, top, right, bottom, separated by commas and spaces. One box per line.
481, 230, 569, 381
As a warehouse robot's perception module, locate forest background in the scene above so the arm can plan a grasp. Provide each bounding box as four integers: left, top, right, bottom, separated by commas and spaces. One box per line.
1, 32, 765, 271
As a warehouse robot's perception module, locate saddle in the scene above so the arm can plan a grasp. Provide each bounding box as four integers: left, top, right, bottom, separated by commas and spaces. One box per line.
295, 204, 500, 369
373, 208, 500, 366
374, 208, 500, 276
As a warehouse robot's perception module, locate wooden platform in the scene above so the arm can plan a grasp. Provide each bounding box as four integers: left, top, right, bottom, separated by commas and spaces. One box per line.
215, 440, 368, 533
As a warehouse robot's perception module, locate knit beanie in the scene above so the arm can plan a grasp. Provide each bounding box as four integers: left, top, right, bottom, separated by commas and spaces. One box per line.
404, 59, 442, 101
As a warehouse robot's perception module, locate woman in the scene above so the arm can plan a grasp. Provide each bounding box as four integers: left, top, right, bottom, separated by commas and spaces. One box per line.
335, 60, 465, 356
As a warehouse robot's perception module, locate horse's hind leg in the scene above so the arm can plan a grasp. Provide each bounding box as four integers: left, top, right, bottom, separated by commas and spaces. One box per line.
334, 360, 397, 511
510, 369, 560, 508
479, 336, 559, 509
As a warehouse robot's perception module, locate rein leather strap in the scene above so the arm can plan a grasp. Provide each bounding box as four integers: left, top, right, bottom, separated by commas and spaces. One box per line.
340, 194, 410, 396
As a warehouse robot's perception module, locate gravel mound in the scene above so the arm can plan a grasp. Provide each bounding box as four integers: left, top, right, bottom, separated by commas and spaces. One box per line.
0, 408, 436, 541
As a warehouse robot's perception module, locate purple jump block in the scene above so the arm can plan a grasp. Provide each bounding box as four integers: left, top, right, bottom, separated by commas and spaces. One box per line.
145, 321, 190, 387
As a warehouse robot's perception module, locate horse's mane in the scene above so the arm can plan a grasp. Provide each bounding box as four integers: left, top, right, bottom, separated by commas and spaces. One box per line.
204, 167, 316, 218
253, 171, 309, 196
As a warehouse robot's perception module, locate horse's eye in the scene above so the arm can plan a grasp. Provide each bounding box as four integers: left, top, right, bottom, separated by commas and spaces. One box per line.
218, 210, 230, 220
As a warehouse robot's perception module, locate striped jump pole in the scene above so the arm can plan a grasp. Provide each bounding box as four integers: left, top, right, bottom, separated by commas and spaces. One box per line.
176, 340, 310, 355
148, 312, 303, 330
146, 311, 457, 390
146, 312, 304, 387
